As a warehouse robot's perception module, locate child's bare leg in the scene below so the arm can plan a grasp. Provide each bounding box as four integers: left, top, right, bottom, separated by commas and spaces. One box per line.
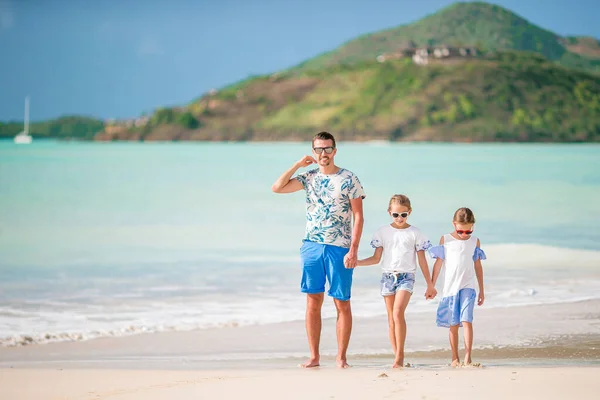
392, 290, 411, 368
449, 325, 460, 366
383, 295, 396, 354
462, 322, 473, 365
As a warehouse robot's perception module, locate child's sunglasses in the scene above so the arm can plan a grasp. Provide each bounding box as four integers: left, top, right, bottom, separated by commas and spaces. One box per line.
456, 229, 473, 235
391, 212, 409, 218
313, 146, 335, 154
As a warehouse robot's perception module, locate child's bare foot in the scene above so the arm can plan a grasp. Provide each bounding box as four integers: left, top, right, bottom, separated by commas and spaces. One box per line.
392, 358, 404, 368
299, 358, 320, 368
336, 359, 351, 369
451, 359, 460, 367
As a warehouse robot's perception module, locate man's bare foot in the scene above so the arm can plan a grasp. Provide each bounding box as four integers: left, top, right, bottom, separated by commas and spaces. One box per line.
451, 359, 460, 367
336, 359, 351, 369
300, 358, 320, 368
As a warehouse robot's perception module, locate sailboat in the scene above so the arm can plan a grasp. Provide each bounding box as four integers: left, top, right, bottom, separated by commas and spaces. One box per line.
14, 96, 33, 144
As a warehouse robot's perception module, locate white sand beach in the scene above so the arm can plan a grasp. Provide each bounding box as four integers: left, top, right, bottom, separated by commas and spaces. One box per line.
2, 366, 599, 400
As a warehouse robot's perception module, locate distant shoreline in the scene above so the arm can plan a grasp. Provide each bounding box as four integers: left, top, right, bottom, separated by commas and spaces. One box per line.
2, 138, 600, 145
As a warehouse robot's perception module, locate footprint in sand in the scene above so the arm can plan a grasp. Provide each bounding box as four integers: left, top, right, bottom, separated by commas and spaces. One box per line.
461, 362, 483, 368
449, 361, 483, 368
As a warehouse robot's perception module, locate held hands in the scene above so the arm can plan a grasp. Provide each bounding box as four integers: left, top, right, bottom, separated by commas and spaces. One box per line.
295, 155, 317, 169
344, 251, 358, 269
424, 284, 437, 300
478, 292, 485, 306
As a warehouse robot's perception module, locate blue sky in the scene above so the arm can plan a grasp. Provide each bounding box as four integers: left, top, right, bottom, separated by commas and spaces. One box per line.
1, 0, 599, 121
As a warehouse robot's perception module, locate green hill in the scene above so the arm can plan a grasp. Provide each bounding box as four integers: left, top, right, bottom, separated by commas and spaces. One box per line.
293, 2, 600, 74
96, 50, 600, 143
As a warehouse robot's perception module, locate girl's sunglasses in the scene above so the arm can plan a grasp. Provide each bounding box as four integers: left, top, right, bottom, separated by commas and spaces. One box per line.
456, 229, 473, 235
313, 146, 335, 154
391, 212, 409, 218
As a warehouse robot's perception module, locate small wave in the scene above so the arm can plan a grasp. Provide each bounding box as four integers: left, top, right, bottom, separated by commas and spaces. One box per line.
4, 295, 597, 348
2, 243, 599, 348
0, 320, 247, 348
475, 244, 600, 269
495, 288, 538, 298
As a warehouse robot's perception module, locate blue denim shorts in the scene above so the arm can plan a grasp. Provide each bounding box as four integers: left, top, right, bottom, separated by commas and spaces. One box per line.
300, 240, 353, 301
436, 288, 476, 327
380, 272, 415, 296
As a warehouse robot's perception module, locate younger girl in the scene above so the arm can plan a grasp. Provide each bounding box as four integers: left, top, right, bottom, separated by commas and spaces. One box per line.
355, 194, 437, 368
430, 207, 486, 367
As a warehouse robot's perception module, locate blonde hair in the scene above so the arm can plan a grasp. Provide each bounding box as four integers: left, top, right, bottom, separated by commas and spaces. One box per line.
453, 207, 476, 224
388, 194, 411, 211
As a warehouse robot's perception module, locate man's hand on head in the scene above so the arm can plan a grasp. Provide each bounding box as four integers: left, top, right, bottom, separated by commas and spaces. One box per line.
295, 155, 316, 169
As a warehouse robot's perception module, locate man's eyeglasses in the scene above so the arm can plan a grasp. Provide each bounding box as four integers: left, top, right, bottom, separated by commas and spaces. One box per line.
391, 212, 409, 218
313, 147, 335, 155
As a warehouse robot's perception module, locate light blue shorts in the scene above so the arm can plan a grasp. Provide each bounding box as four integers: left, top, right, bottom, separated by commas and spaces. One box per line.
380, 272, 415, 296
436, 288, 476, 328
300, 240, 353, 301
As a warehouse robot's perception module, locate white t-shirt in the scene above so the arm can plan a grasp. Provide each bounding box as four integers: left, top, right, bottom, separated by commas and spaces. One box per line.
440, 234, 479, 297
370, 225, 432, 273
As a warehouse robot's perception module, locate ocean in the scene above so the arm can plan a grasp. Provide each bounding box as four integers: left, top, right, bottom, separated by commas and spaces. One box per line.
1, 140, 599, 359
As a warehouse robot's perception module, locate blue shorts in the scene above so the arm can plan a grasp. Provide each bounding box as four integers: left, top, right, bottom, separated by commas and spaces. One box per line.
380, 272, 415, 296
436, 288, 476, 328
300, 240, 353, 301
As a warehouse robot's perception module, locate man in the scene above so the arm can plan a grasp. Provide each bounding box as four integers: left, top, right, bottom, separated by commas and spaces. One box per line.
271, 131, 365, 368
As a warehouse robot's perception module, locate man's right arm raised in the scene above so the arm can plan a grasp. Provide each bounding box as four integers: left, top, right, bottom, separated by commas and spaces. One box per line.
271, 155, 316, 194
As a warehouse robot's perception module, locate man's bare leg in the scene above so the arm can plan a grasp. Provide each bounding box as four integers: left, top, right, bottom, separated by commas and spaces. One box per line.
391, 290, 411, 368
462, 322, 473, 365
301, 293, 324, 368
449, 325, 460, 367
333, 298, 352, 368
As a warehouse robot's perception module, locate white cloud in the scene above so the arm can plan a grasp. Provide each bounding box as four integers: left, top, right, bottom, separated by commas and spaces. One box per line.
0, 0, 15, 30
138, 37, 163, 56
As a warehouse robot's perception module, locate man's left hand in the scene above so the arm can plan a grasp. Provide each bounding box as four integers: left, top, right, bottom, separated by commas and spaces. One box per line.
344, 251, 357, 269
